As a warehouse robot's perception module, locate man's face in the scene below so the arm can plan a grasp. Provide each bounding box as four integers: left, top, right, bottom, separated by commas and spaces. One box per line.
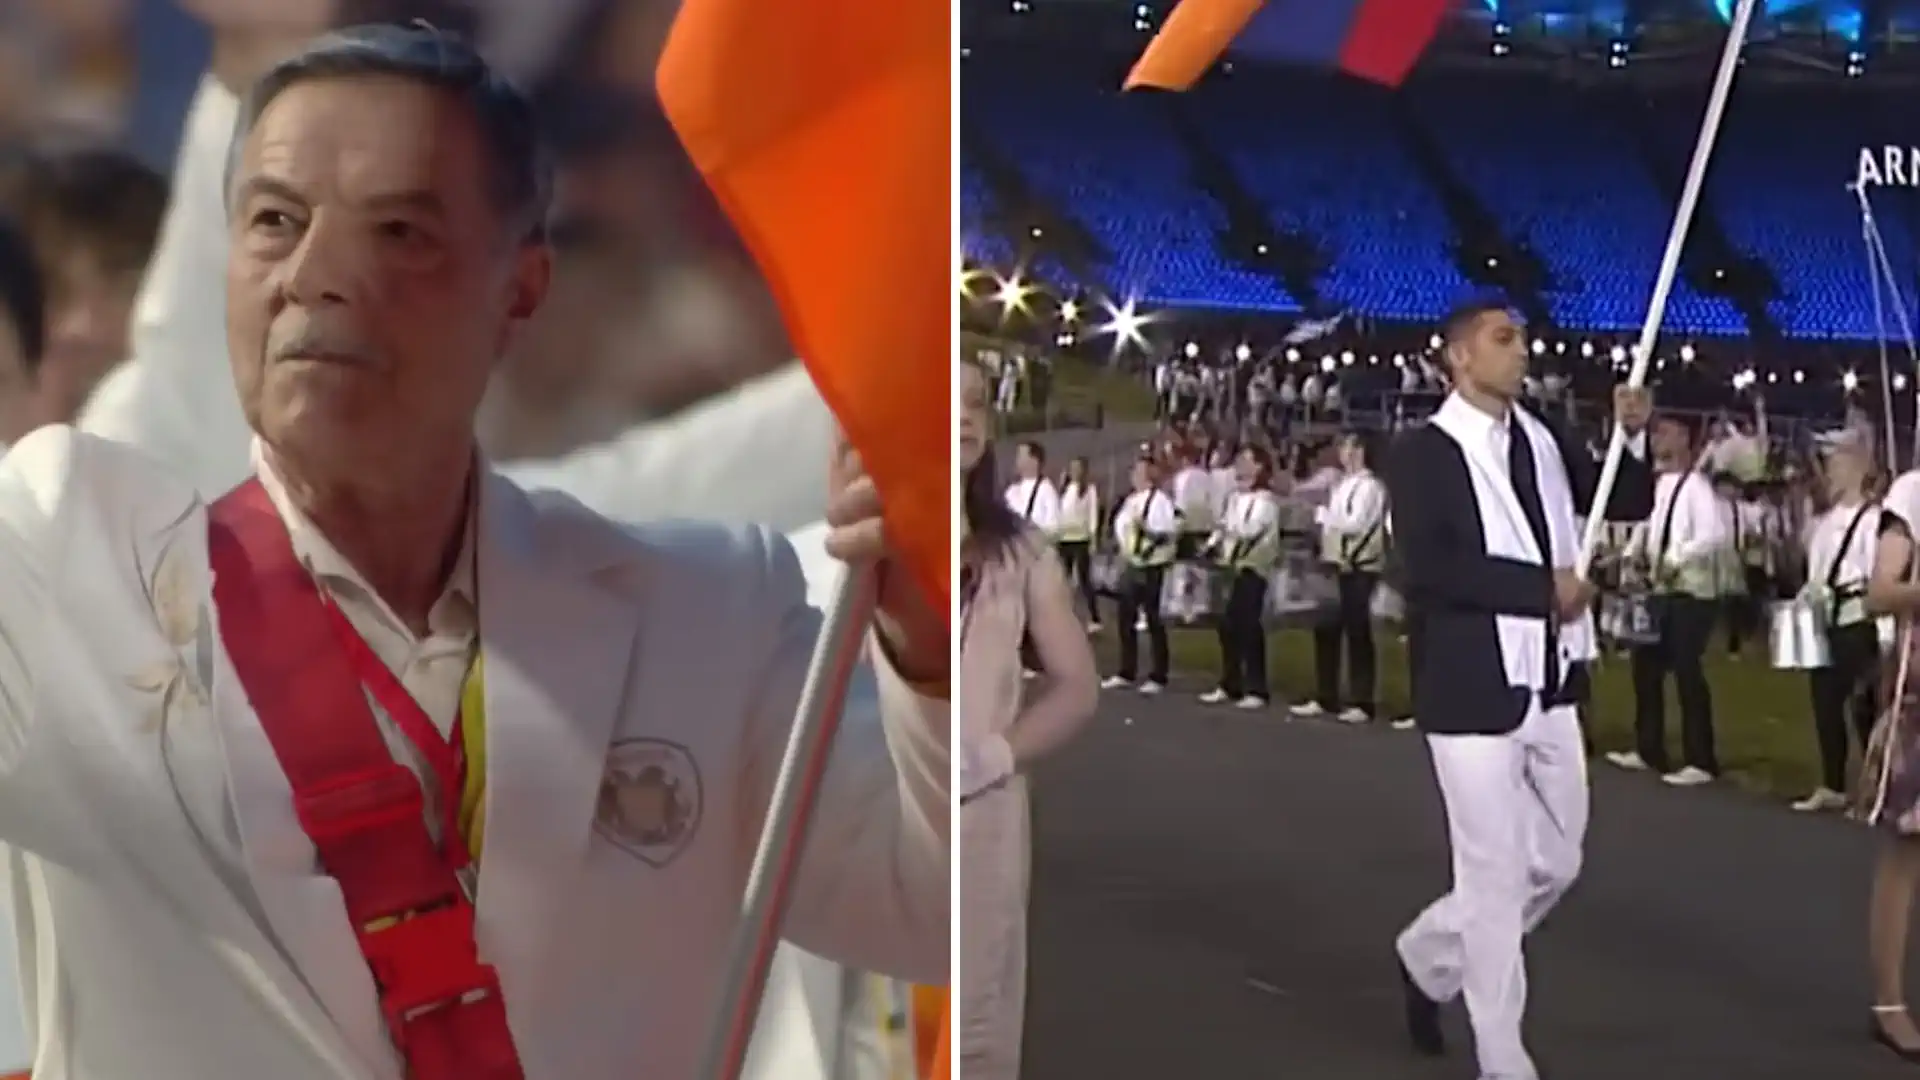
1652, 418, 1690, 460
225, 74, 550, 479
1614, 385, 1652, 432
1449, 310, 1527, 399
38, 251, 140, 424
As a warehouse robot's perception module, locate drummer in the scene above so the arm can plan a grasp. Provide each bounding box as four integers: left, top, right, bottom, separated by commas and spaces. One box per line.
1791, 428, 1885, 813
1199, 446, 1283, 710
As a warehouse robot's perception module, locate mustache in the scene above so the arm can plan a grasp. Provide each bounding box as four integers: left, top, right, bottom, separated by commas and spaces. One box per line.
268, 324, 376, 365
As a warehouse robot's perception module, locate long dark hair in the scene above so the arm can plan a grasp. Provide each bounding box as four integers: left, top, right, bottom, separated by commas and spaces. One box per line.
965, 436, 1025, 567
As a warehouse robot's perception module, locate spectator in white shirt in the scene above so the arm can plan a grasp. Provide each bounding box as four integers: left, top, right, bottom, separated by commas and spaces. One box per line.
1003, 441, 1061, 535
1609, 414, 1728, 786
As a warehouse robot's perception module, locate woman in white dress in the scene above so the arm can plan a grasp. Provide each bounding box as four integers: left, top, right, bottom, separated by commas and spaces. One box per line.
958, 361, 1099, 1080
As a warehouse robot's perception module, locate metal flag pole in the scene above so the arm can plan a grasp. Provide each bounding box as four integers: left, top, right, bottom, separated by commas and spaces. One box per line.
1576, 0, 1759, 576
1858, 182, 1901, 469
697, 564, 882, 1080
1854, 180, 1920, 470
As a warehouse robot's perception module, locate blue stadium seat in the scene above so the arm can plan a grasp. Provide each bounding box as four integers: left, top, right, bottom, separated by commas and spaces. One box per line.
964, 61, 1301, 312
1187, 68, 1468, 321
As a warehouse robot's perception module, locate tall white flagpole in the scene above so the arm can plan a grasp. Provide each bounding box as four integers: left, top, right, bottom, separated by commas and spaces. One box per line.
1577, 0, 1760, 575
698, 565, 882, 1080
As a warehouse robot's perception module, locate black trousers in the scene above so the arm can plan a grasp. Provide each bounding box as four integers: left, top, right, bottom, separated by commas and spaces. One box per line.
1312, 571, 1378, 713
1724, 567, 1769, 654
1629, 594, 1719, 774
1116, 565, 1169, 683
1056, 539, 1097, 622
1215, 569, 1270, 699
1808, 620, 1883, 792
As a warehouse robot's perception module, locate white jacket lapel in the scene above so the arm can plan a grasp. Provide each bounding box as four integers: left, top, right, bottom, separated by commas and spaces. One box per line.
471, 473, 639, 1007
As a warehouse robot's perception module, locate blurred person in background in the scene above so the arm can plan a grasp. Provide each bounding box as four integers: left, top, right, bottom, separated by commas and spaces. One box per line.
1859, 468, 1920, 1060
958, 359, 1098, 1080
0, 141, 167, 423
0, 217, 47, 448
1791, 430, 1882, 814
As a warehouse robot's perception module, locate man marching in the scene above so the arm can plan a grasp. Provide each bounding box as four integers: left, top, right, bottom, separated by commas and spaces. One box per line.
1384, 299, 1600, 1080
0, 25, 948, 1080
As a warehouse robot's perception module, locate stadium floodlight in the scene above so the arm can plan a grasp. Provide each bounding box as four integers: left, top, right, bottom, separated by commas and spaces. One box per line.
1679, 343, 1696, 363
1843, 369, 1860, 392
959, 265, 989, 299
1094, 296, 1152, 354
992, 273, 1032, 315
1059, 299, 1079, 323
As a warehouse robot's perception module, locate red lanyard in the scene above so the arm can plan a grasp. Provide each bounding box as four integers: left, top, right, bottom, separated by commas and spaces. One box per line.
319, 598, 473, 871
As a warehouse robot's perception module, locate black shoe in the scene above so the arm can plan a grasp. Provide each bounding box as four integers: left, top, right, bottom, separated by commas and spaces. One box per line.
1398, 959, 1445, 1057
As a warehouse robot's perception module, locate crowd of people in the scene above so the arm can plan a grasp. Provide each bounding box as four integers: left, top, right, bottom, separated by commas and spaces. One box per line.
987, 298, 1920, 1075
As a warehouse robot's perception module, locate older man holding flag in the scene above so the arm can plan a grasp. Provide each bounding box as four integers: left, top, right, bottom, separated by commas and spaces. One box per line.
0, 14, 950, 1080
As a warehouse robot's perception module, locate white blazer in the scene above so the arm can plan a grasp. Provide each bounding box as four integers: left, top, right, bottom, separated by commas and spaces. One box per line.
0, 427, 949, 1080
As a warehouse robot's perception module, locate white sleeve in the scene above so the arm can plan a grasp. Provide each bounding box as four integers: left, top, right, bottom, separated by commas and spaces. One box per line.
499, 365, 835, 533
741, 530, 948, 982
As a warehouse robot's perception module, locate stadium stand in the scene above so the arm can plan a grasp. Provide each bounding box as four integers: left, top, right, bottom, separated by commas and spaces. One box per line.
1186, 66, 1469, 322
964, 57, 1302, 312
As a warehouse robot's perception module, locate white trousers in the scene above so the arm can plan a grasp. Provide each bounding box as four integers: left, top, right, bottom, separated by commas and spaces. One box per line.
1397, 702, 1589, 1080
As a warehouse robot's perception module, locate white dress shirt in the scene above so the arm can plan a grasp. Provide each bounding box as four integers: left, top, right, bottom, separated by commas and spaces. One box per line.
1806, 499, 1881, 623
1641, 470, 1730, 573
1112, 487, 1180, 550
1056, 483, 1099, 542
1003, 477, 1061, 534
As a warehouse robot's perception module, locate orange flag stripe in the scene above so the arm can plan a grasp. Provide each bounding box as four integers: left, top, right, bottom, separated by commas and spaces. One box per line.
928, 999, 951, 1080
1124, 0, 1265, 91
656, 0, 953, 616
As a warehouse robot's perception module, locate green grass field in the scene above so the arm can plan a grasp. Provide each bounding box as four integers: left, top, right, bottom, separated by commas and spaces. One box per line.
1106, 625, 1832, 801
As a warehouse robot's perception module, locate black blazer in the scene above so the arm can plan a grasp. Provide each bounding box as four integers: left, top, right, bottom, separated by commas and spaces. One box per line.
1389, 409, 1595, 737
1602, 434, 1656, 523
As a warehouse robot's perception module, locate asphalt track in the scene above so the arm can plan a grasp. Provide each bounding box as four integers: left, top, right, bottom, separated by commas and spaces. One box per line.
1019, 672, 1920, 1080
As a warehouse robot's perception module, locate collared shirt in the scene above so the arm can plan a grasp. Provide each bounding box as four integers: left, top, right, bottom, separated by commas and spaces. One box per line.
1003, 477, 1060, 533
1644, 470, 1728, 568
1807, 498, 1880, 611
252, 440, 480, 840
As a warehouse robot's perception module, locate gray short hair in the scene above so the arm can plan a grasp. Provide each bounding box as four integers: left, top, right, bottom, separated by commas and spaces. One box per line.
226, 22, 553, 243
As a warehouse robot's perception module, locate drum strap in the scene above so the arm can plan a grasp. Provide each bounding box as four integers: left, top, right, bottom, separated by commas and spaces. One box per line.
208, 480, 524, 1080
1825, 503, 1876, 622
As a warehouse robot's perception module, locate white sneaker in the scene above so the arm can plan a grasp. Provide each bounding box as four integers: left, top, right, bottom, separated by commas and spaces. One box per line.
1235, 695, 1268, 710
1289, 701, 1327, 719
1661, 766, 1715, 787
1390, 716, 1417, 731
1137, 681, 1165, 696
1100, 675, 1131, 690
1605, 751, 1651, 771
1336, 707, 1371, 725
1198, 689, 1230, 704
1791, 787, 1848, 812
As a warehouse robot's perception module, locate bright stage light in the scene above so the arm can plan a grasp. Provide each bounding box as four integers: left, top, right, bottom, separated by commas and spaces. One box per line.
1339, 350, 1354, 366
1234, 343, 1251, 362
1898, 374, 1911, 393
1059, 300, 1079, 323
1320, 355, 1337, 373
959, 266, 989, 299
1609, 345, 1626, 364
1580, 341, 1595, 358
1842, 369, 1860, 392
1530, 338, 1545, 355
1183, 341, 1199, 359
1428, 334, 1443, 350
992, 274, 1032, 314
1285, 347, 1301, 363
1094, 297, 1152, 354
1679, 344, 1696, 363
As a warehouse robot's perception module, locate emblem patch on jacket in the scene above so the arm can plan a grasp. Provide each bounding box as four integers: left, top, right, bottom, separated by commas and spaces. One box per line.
595, 738, 703, 867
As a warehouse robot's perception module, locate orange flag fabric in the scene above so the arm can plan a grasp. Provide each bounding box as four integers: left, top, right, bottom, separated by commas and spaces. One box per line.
657, 0, 953, 616
910, 984, 950, 1080
1125, 0, 1264, 91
